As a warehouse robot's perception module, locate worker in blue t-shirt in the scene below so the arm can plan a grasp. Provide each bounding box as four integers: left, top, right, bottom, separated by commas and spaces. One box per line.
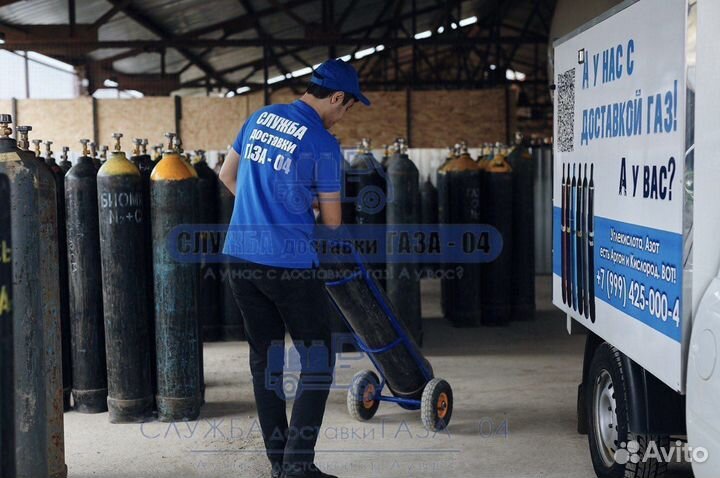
219, 59, 370, 478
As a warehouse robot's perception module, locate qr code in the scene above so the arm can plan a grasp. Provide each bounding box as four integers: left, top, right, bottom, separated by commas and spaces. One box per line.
557, 68, 575, 152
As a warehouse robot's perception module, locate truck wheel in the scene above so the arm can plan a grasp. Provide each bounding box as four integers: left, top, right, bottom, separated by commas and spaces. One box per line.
347, 370, 380, 421
587, 343, 669, 478
421, 378, 453, 432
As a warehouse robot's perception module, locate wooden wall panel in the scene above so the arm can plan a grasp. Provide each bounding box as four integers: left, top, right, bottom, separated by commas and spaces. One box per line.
0, 100, 12, 121
9, 89, 512, 154
410, 89, 508, 148
181, 96, 248, 151
16, 98, 94, 153
329, 91, 407, 149
97, 97, 174, 151
247, 89, 408, 149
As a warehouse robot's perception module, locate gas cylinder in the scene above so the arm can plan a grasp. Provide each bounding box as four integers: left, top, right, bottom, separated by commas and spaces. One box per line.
481, 149, 514, 325
444, 143, 483, 326
351, 138, 386, 225
97, 133, 154, 423
419, 175, 438, 278
1, 118, 66, 478
65, 139, 108, 413
420, 175, 438, 227
386, 138, 422, 344
214, 152, 225, 174
59, 147, 72, 173
216, 153, 245, 341
44, 140, 73, 411
350, 138, 386, 284
193, 149, 222, 342
0, 163, 14, 478
380, 144, 390, 170
436, 145, 458, 316
151, 133, 201, 421
99, 145, 108, 165
129, 138, 157, 393
507, 141, 535, 320
341, 155, 356, 225
152, 144, 163, 163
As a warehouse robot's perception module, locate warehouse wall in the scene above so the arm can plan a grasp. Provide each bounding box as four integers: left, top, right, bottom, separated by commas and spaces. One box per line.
16, 98, 93, 151
410, 89, 510, 147
5, 88, 510, 152
96, 98, 175, 148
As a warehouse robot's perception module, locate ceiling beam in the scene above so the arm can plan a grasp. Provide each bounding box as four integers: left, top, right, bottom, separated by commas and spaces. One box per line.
2, 31, 547, 52
103, 0, 234, 90
267, 0, 309, 28
176, 0, 523, 88
93, 0, 131, 28
94, 0, 315, 67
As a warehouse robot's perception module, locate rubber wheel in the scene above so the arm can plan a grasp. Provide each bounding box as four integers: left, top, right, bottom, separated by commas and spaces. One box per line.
347, 370, 380, 421
421, 378, 453, 431
586, 343, 669, 478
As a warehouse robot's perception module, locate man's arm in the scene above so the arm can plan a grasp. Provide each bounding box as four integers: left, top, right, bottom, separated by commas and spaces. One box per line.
317, 192, 342, 228
219, 147, 241, 196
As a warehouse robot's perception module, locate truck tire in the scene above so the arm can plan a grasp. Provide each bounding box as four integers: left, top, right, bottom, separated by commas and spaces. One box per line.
587, 342, 669, 478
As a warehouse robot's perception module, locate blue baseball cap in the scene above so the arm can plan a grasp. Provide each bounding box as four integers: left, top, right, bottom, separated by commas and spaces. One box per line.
310, 59, 371, 106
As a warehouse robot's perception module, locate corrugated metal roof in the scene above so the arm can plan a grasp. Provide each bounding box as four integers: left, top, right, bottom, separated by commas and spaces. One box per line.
0, 0, 551, 95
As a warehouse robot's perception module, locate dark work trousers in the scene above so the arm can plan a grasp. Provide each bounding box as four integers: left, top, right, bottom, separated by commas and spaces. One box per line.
228, 260, 336, 474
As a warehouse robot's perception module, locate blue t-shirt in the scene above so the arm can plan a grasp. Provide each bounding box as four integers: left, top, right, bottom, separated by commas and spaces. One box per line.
223, 100, 343, 268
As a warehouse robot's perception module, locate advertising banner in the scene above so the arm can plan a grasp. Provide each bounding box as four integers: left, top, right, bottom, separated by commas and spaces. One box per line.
552, 0, 689, 390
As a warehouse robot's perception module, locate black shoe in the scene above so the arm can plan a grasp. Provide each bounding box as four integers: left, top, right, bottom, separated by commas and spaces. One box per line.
281, 463, 338, 478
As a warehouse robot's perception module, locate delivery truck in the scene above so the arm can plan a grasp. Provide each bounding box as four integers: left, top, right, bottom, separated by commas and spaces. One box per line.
552, 1, 720, 476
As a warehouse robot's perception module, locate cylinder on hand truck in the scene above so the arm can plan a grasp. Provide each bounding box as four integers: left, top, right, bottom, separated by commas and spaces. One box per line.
65, 139, 108, 414
44, 141, 73, 411
193, 149, 222, 342
216, 153, 245, 341
480, 148, 514, 325
386, 138, 422, 345
2, 118, 67, 478
0, 162, 15, 478
97, 133, 154, 423
507, 140, 535, 320
151, 133, 202, 422
444, 143, 483, 326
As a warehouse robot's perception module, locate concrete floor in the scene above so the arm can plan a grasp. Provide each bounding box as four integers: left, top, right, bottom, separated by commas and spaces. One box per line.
63, 277, 691, 478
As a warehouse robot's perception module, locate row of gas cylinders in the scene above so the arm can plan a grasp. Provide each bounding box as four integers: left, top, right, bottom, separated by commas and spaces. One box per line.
341, 137, 536, 336
0, 114, 239, 478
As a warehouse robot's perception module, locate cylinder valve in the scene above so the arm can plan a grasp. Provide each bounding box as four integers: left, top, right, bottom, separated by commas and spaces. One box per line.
44, 141, 54, 159
16, 126, 31, 150
80, 139, 90, 157
112, 133, 123, 152
132, 138, 142, 157
32, 139, 42, 157
164, 132, 177, 153
0, 114, 11, 138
